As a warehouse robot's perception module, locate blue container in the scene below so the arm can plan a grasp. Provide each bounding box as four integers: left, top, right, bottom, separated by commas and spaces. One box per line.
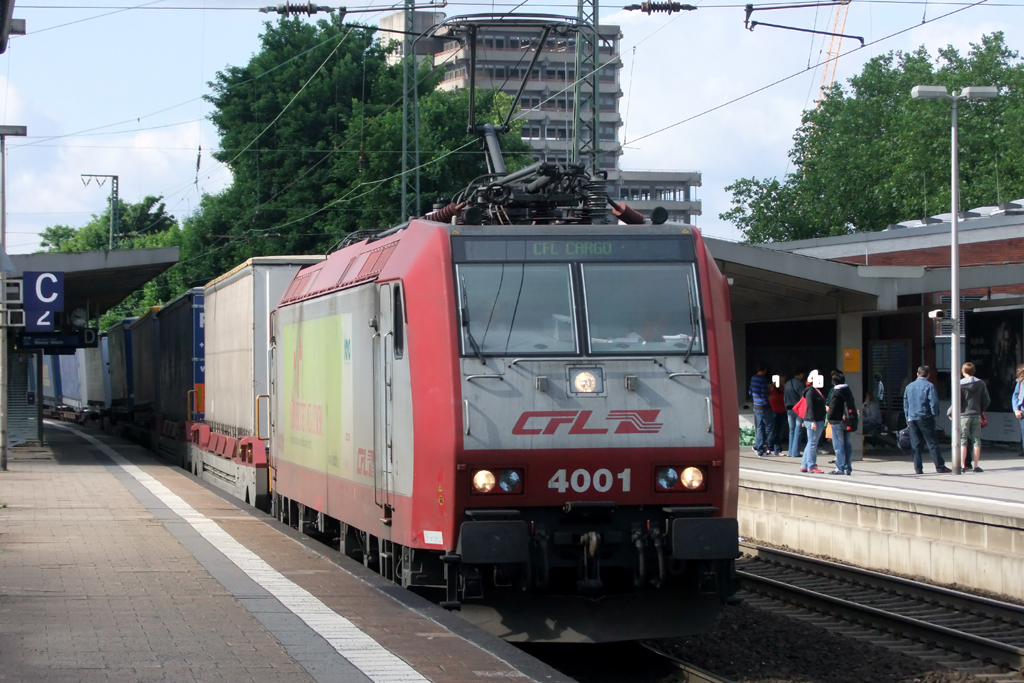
42, 355, 61, 408
58, 353, 83, 408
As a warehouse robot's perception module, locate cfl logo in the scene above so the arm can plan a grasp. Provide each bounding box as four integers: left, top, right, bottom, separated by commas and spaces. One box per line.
512, 410, 663, 435
606, 410, 663, 434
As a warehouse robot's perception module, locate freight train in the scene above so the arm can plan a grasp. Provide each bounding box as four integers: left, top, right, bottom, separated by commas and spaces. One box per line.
55, 14, 740, 643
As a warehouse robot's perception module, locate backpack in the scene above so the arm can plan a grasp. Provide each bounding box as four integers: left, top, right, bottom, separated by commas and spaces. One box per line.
898, 427, 911, 451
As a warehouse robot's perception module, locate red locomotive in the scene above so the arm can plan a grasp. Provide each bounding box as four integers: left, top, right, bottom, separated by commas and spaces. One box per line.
270, 219, 739, 642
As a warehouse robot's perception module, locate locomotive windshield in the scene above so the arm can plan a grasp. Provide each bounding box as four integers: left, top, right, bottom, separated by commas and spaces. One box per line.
454, 234, 704, 358
583, 263, 703, 355
459, 264, 577, 355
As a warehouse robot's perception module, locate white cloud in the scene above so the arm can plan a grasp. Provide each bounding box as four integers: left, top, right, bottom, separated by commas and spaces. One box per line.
5, 119, 229, 253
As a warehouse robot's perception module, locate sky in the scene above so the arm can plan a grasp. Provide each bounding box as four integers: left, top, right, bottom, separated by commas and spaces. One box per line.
0, 0, 1021, 253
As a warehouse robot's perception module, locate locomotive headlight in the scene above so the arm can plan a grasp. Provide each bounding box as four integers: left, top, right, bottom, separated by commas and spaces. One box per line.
655, 467, 679, 490
498, 469, 522, 492
568, 367, 604, 396
681, 466, 704, 490
574, 371, 598, 393
472, 469, 497, 493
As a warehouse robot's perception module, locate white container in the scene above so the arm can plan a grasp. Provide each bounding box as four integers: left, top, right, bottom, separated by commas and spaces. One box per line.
204, 256, 324, 437
83, 342, 108, 408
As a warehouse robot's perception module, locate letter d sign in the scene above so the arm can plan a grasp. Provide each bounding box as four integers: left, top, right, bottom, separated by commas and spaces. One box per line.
23, 271, 64, 311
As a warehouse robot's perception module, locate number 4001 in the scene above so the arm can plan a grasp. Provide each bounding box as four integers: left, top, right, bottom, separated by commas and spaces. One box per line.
547, 468, 631, 493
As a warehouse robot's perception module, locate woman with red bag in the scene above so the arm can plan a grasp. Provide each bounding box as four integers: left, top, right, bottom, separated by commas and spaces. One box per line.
799, 370, 828, 473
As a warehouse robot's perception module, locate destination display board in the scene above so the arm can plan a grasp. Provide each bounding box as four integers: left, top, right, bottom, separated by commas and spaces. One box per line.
18, 329, 99, 354
453, 235, 695, 263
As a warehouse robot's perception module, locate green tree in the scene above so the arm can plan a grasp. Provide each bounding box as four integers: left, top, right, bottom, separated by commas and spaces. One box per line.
35, 196, 183, 328
179, 16, 530, 286
721, 33, 1024, 243
38, 225, 77, 252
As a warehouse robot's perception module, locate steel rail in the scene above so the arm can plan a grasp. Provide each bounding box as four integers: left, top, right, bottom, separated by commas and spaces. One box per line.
638, 642, 736, 683
738, 544, 1024, 671
742, 544, 1024, 625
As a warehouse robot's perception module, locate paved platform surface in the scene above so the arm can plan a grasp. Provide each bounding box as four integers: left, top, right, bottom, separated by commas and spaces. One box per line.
0, 424, 571, 683
739, 442, 1024, 520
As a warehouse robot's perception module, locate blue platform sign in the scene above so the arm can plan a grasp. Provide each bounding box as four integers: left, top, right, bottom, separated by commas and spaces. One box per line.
24, 271, 64, 311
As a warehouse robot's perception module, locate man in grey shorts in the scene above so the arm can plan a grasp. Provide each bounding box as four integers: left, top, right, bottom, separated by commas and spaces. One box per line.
956, 362, 991, 472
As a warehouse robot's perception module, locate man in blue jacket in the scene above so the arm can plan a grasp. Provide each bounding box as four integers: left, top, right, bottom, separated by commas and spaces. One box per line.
903, 366, 952, 475
750, 361, 773, 457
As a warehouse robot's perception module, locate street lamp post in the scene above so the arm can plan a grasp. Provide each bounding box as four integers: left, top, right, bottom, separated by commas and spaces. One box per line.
911, 84, 998, 475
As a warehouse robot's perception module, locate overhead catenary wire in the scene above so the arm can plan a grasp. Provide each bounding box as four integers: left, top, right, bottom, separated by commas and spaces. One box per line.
17, 0, 1024, 7
617, 0, 990, 146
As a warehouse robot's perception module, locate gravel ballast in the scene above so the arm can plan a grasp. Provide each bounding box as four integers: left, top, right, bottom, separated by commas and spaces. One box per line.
655, 601, 987, 683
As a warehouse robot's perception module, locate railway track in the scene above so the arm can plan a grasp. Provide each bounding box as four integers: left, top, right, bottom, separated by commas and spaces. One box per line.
638, 642, 735, 683
738, 544, 1024, 675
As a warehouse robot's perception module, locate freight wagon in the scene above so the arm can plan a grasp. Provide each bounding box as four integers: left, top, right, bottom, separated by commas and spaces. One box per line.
83, 340, 109, 412
107, 318, 136, 421
187, 256, 324, 507
41, 354, 60, 416
130, 308, 161, 417
153, 289, 205, 467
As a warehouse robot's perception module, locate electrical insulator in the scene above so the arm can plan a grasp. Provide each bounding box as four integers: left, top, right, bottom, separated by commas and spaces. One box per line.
259, 2, 338, 16
623, 1, 696, 13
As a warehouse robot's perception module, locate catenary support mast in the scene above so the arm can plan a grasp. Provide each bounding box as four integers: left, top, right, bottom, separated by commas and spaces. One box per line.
401, 1, 421, 221
572, 0, 600, 174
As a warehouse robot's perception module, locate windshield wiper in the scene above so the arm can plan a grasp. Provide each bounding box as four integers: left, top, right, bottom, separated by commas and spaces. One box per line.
683, 284, 698, 365
460, 274, 486, 365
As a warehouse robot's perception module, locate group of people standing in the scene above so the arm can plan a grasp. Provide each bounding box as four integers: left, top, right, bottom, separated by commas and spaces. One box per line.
752, 361, 1024, 476
750, 363, 858, 476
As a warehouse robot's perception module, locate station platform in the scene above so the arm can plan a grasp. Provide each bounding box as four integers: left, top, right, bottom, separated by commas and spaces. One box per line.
737, 444, 1024, 601
0, 423, 572, 683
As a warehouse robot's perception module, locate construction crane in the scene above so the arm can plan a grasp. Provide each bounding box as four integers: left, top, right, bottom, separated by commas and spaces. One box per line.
818, 0, 851, 102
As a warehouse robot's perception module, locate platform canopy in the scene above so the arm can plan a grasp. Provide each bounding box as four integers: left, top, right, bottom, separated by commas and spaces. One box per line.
705, 237, 1024, 324
9, 247, 180, 315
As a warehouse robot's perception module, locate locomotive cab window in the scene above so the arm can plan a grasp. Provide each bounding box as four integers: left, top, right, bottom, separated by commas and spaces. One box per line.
583, 263, 704, 355
457, 263, 576, 356
393, 285, 405, 360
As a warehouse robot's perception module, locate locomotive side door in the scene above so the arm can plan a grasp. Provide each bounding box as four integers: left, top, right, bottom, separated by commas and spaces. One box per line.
374, 283, 396, 518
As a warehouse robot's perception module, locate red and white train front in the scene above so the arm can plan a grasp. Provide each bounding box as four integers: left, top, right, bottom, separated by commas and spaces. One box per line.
271, 220, 739, 643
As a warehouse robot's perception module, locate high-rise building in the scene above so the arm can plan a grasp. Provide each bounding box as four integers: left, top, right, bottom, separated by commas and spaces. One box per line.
379, 12, 702, 224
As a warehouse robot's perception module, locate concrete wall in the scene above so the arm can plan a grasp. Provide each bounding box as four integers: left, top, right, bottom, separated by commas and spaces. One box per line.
739, 478, 1024, 600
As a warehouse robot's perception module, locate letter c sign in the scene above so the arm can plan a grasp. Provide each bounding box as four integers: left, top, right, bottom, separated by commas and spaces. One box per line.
23, 271, 64, 312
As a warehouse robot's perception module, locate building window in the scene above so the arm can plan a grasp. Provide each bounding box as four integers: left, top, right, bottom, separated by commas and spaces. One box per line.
495, 36, 505, 48
544, 126, 568, 140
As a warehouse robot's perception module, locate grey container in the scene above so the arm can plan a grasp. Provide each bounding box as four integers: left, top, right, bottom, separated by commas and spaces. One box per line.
204, 256, 323, 437
130, 308, 161, 413
107, 318, 137, 412
157, 288, 204, 424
